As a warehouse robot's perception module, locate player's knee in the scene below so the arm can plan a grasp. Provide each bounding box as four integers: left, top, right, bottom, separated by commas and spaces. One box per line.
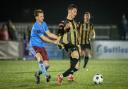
85, 49, 91, 55
75, 66, 79, 70
36, 53, 43, 61
71, 51, 79, 59
44, 61, 49, 66
81, 50, 85, 57
39, 60, 43, 63
75, 62, 80, 70
44, 61, 50, 70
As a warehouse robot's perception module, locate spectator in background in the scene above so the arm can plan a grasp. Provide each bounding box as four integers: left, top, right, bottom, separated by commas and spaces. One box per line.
23, 26, 31, 58
7, 20, 17, 41
0, 24, 9, 41
119, 14, 128, 40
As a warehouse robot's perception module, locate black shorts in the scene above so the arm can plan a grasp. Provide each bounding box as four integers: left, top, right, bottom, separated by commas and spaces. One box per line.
64, 43, 78, 52
80, 44, 91, 50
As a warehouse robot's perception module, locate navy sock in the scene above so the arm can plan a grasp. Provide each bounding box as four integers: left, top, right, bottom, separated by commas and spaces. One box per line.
45, 65, 49, 71
63, 68, 72, 77
38, 61, 48, 77
83, 56, 89, 68
70, 68, 78, 75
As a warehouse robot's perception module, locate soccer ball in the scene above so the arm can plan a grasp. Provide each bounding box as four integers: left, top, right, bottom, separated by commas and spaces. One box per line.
93, 74, 103, 84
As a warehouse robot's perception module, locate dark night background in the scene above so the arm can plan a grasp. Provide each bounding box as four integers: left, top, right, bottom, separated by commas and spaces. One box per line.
0, 0, 128, 24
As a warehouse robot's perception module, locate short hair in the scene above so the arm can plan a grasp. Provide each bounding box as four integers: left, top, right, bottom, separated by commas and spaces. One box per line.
67, 4, 77, 10
34, 9, 44, 17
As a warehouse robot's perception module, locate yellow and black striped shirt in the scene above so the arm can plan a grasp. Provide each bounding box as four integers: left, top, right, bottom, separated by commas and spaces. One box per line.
79, 22, 95, 44
61, 19, 79, 45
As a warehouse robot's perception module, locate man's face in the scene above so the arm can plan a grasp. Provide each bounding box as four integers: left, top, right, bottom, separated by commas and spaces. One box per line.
36, 13, 44, 23
69, 8, 77, 19
84, 13, 90, 22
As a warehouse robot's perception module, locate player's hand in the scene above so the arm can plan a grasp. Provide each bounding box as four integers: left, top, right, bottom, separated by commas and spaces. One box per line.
57, 43, 64, 49
53, 40, 59, 45
90, 32, 95, 40
64, 23, 70, 31
59, 21, 65, 27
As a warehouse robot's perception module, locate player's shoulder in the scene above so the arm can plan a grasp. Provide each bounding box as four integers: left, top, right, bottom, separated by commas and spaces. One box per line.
42, 21, 47, 25
42, 21, 48, 27
33, 21, 39, 27
32, 22, 37, 30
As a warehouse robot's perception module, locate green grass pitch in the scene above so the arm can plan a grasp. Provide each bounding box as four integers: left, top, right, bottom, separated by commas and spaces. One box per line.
0, 59, 128, 89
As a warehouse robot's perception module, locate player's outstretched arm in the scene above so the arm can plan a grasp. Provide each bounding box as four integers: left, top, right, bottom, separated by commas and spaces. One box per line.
40, 35, 58, 44
46, 31, 58, 40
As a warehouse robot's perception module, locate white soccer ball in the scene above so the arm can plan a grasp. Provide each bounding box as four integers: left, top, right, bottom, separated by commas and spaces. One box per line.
93, 74, 103, 84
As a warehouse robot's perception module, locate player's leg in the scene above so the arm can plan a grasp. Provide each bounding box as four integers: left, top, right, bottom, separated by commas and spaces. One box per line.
57, 50, 80, 85
62, 50, 80, 76
37, 60, 50, 81
38, 47, 51, 82
29, 47, 41, 84
43, 60, 51, 82
35, 53, 48, 77
37, 48, 50, 74
70, 50, 80, 73
30, 46, 50, 84
83, 48, 91, 68
44, 60, 50, 71
67, 59, 80, 81
67, 50, 80, 81
34, 53, 49, 84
